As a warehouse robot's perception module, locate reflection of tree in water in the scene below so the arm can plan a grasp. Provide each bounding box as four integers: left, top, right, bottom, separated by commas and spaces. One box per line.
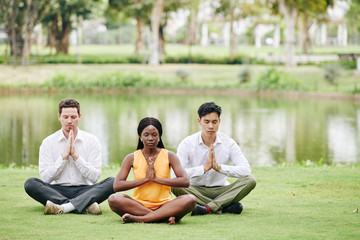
0, 94, 359, 167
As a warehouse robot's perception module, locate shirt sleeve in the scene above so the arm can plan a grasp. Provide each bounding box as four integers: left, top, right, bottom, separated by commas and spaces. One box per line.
218, 140, 251, 178
74, 137, 102, 183
39, 140, 66, 183
177, 139, 204, 178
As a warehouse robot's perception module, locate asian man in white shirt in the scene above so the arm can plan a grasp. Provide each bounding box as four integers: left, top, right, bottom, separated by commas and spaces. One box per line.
172, 102, 256, 215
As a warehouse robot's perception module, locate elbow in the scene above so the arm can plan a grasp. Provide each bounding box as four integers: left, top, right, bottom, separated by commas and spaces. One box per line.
113, 181, 124, 192
183, 176, 190, 188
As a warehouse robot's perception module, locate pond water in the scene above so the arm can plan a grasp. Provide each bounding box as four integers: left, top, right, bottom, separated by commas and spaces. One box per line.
1, 93, 359, 167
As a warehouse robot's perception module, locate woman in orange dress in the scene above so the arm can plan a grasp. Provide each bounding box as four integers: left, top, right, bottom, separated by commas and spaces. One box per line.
108, 117, 196, 224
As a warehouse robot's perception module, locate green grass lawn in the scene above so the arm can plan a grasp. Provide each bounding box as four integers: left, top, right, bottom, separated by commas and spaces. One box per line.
1, 166, 359, 240
1, 43, 359, 58
1, 63, 359, 94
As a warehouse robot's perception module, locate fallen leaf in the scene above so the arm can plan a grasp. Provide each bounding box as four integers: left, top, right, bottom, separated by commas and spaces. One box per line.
353, 208, 358, 213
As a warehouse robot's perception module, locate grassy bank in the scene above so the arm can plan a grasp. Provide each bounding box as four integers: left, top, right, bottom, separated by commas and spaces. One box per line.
0, 166, 359, 239
1, 64, 360, 96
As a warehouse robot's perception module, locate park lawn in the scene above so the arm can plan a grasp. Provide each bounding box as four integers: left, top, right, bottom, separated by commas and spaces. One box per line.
2, 43, 360, 58
0, 166, 359, 240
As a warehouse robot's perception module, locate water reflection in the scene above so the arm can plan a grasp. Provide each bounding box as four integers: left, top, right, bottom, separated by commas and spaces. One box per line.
0, 94, 359, 167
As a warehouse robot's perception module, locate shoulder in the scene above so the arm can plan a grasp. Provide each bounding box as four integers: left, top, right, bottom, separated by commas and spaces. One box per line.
78, 129, 101, 144
41, 129, 62, 145
179, 132, 200, 147
217, 132, 240, 149
218, 132, 235, 143
123, 152, 135, 165
167, 150, 176, 159
125, 152, 135, 161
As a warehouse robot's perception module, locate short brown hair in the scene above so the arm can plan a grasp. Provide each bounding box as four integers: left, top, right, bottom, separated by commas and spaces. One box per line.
59, 98, 80, 115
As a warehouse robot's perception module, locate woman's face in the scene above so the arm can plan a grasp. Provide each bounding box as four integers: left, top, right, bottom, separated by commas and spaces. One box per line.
140, 125, 160, 148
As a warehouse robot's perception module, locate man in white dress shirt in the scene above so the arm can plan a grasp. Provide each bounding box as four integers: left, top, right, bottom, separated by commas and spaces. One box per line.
172, 102, 256, 215
24, 98, 114, 215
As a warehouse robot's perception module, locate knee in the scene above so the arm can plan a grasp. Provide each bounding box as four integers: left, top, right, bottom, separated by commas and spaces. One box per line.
181, 194, 197, 208
246, 175, 257, 190
24, 177, 39, 193
188, 194, 197, 207
108, 193, 125, 209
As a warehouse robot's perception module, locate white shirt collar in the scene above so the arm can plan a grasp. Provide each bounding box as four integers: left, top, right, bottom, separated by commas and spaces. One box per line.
197, 131, 222, 146
57, 128, 84, 142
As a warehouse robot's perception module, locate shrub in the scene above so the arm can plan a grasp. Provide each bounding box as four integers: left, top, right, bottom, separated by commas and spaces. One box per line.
43, 71, 162, 91
175, 68, 191, 83
323, 63, 342, 85
255, 68, 305, 91
238, 66, 251, 83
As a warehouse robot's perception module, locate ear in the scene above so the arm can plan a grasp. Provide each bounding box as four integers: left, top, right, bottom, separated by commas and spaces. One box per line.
197, 118, 201, 124
58, 114, 61, 121
78, 113, 81, 119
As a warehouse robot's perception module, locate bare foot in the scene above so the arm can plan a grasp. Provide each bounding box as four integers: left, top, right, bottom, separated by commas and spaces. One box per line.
122, 213, 137, 224
168, 216, 176, 225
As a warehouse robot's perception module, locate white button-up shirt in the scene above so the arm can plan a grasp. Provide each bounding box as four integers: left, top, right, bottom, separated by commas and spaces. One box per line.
39, 128, 102, 186
176, 131, 251, 187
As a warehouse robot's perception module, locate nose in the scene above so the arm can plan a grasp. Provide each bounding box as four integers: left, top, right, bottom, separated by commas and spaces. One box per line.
208, 122, 213, 129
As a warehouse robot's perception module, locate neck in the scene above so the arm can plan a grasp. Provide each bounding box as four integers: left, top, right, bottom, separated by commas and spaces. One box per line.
142, 147, 159, 155
63, 128, 78, 139
201, 133, 216, 147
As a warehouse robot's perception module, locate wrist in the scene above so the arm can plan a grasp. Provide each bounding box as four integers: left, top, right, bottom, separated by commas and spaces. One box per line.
215, 164, 221, 172
72, 153, 79, 161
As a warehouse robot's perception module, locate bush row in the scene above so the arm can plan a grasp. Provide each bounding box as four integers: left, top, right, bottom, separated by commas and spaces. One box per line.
42, 71, 165, 91
0, 54, 269, 65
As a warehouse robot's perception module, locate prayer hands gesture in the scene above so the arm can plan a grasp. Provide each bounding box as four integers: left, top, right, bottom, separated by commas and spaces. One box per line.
204, 145, 221, 173
62, 130, 79, 161
145, 157, 156, 181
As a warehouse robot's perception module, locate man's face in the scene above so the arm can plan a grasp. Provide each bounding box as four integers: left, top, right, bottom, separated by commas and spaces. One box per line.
58, 107, 81, 133
198, 112, 220, 138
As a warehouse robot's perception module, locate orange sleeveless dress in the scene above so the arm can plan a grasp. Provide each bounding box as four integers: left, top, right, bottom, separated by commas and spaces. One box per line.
133, 149, 171, 210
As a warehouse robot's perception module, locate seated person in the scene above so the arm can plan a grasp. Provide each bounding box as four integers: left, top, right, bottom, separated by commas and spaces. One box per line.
24, 98, 114, 214
172, 102, 256, 215
108, 117, 196, 224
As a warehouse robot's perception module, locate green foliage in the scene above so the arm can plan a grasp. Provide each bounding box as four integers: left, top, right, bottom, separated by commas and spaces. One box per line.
37, 55, 142, 64
238, 66, 251, 83
255, 68, 305, 91
175, 68, 191, 83
43, 71, 161, 91
323, 62, 342, 85
165, 55, 245, 64
339, 60, 357, 70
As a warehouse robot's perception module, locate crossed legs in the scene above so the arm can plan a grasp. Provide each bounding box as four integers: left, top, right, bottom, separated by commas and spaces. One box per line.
172, 175, 256, 213
108, 193, 196, 224
24, 177, 115, 213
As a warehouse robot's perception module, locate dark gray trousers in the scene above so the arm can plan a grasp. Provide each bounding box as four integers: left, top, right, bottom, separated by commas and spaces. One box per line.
24, 177, 115, 213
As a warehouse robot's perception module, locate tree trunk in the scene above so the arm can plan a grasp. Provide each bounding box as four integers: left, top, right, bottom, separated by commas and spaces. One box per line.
135, 18, 144, 56
185, 2, 198, 45
149, 0, 163, 66
279, 0, 297, 67
300, 13, 311, 54
230, 20, 237, 56
51, 15, 71, 54
159, 21, 166, 55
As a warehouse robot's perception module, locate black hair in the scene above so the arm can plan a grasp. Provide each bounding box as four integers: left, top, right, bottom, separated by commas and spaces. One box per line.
197, 102, 222, 118
136, 117, 165, 150
59, 98, 80, 115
